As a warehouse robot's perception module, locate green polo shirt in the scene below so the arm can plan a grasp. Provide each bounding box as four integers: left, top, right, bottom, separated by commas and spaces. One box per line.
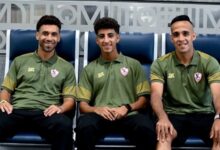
151, 50, 220, 114
2, 51, 76, 110
78, 54, 149, 108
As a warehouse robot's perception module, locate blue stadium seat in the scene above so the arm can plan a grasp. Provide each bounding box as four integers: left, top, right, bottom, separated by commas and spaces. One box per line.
1, 29, 80, 148
161, 32, 216, 149
83, 31, 158, 149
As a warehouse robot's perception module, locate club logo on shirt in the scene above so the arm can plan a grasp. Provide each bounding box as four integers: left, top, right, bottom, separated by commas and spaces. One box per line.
51, 69, 59, 78
120, 67, 129, 76
194, 72, 202, 83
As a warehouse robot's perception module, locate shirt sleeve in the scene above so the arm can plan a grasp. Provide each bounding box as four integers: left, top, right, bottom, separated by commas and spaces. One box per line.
133, 60, 150, 96
77, 66, 92, 102
1, 59, 18, 93
62, 64, 76, 98
150, 60, 165, 83
206, 57, 220, 84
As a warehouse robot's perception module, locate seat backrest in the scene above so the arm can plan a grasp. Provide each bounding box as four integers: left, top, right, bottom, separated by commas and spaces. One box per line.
161, 33, 220, 62
5, 29, 80, 82
83, 31, 158, 80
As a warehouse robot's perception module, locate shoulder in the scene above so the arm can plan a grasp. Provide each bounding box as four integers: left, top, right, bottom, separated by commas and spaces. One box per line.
122, 55, 141, 66
196, 51, 219, 65
157, 52, 174, 62
57, 56, 73, 67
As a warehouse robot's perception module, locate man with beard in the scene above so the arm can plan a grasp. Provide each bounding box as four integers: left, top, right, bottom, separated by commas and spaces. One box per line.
0, 15, 76, 150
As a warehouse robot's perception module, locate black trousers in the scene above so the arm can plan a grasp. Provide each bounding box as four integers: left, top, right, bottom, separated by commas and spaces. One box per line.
168, 113, 214, 146
0, 109, 73, 150
76, 112, 156, 150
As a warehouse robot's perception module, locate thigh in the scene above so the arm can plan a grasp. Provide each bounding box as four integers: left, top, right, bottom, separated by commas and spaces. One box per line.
0, 109, 27, 138
190, 113, 214, 145
32, 112, 72, 135
76, 113, 109, 130
119, 112, 156, 136
168, 114, 189, 145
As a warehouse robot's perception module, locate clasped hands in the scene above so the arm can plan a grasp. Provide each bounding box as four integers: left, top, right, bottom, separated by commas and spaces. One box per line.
94, 106, 128, 121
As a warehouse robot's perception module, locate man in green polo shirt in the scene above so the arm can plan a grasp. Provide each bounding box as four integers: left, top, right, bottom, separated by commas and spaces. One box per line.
76, 17, 156, 150
151, 15, 220, 150
0, 15, 76, 150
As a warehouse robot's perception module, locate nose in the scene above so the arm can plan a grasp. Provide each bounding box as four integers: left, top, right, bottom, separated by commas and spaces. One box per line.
46, 34, 53, 41
178, 33, 185, 41
103, 36, 110, 43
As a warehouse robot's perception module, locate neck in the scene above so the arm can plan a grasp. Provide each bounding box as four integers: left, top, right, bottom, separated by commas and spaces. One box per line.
176, 50, 194, 66
101, 51, 119, 61
37, 49, 55, 61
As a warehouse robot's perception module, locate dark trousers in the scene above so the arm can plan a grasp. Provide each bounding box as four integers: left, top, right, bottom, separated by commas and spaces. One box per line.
76, 112, 156, 150
168, 113, 214, 146
0, 109, 73, 150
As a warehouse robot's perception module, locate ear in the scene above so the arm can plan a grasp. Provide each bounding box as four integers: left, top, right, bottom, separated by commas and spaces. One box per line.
57, 34, 61, 43
192, 32, 196, 41
116, 34, 120, 43
35, 32, 39, 40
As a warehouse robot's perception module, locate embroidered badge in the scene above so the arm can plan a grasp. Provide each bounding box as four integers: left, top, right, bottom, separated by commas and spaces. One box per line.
120, 67, 129, 76
194, 72, 202, 83
51, 69, 59, 78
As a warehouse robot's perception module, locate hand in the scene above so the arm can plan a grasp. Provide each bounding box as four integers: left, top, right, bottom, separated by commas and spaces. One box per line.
94, 106, 116, 121
44, 105, 63, 117
111, 106, 128, 120
0, 100, 13, 114
156, 117, 176, 143
210, 119, 220, 147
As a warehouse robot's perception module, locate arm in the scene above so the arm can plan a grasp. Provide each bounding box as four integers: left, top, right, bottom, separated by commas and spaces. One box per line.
0, 89, 13, 114
151, 82, 176, 142
209, 83, 220, 143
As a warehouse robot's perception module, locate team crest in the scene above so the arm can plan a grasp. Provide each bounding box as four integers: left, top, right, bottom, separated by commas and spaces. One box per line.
51, 69, 59, 78
120, 67, 129, 76
194, 72, 202, 83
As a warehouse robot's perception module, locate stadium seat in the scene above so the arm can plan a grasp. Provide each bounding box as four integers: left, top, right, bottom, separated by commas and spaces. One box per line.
0, 29, 80, 149
82, 31, 158, 149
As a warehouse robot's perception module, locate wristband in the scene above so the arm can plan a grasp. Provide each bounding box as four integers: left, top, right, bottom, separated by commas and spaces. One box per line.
214, 114, 220, 120
123, 104, 132, 113
0, 100, 7, 104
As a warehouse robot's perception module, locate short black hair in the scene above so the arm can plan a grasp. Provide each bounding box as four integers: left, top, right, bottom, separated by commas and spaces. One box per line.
94, 17, 120, 34
36, 15, 62, 31
169, 15, 194, 27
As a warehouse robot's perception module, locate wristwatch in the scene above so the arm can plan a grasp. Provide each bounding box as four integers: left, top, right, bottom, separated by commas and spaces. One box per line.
123, 104, 132, 113
214, 114, 220, 120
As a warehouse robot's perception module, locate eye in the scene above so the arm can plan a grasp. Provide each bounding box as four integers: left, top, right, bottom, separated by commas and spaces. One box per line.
108, 33, 114, 38
97, 34, 104, 39
51, 32, 58, 37
172, 32, 179, 37
182, 31, 190, 36
42, 31, 49, 36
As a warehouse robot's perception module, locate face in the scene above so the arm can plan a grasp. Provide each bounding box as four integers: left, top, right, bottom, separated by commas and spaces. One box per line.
96, 29, 120, 54
171, 21, 196, 54
36, 25, 60, 53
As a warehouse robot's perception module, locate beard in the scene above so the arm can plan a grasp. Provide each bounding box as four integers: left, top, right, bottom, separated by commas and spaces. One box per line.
40, 42, 56, 53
